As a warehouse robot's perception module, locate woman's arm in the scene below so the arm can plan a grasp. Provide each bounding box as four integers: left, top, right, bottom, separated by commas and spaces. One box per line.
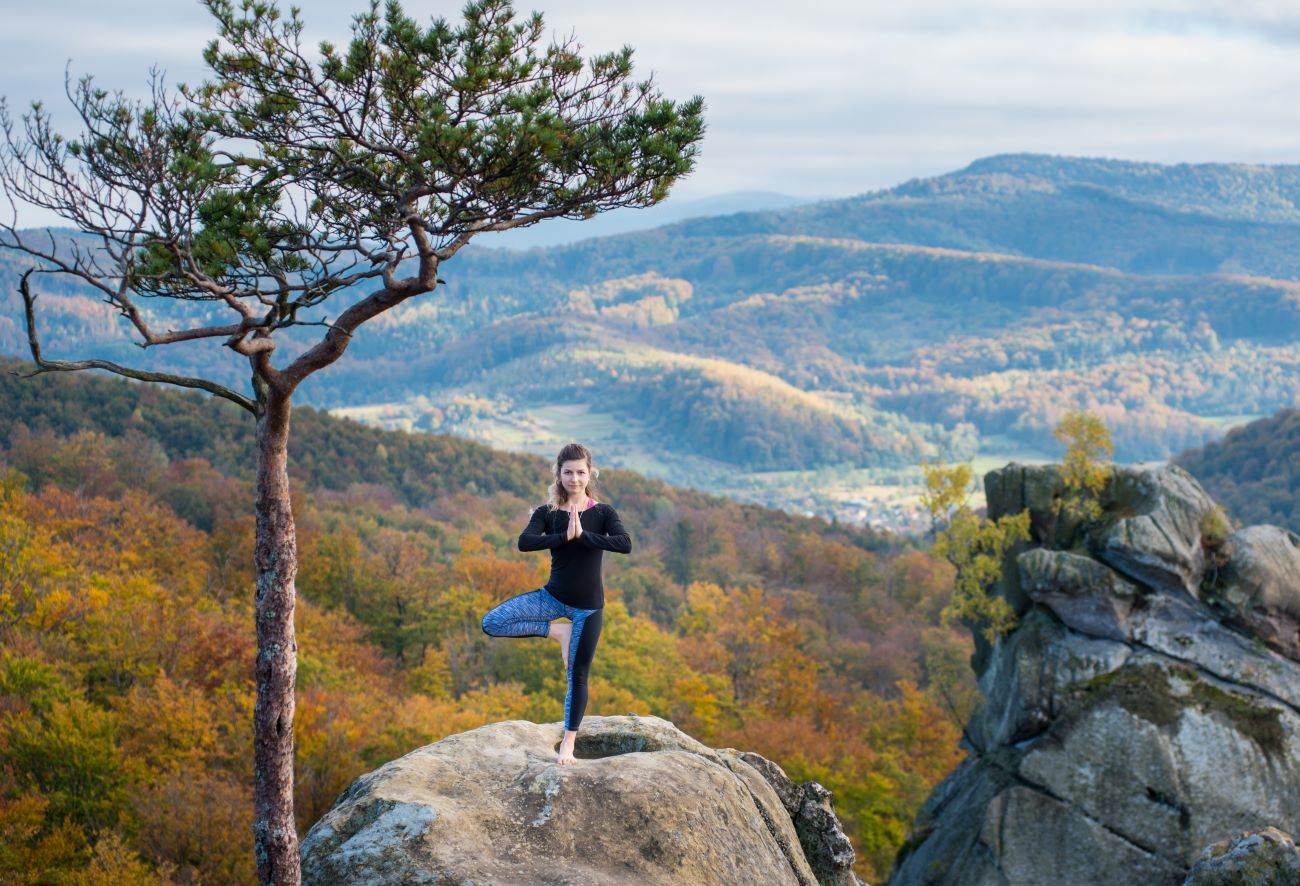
579, 505, 632, 554
518, 506, 567, 551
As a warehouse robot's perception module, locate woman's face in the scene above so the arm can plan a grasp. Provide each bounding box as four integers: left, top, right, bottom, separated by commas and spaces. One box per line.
559, 459, 590, 499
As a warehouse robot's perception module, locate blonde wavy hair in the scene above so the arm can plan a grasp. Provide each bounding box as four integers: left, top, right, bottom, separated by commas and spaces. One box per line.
546, 442, 600, 510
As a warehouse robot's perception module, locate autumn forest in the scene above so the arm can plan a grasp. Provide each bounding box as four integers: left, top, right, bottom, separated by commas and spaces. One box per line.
0, 366, 972, 883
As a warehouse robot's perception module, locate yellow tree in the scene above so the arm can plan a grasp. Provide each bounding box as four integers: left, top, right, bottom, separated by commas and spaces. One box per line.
1053, 411, 1114, 520
920, 462, 1029, 641
677, 582, 820, 722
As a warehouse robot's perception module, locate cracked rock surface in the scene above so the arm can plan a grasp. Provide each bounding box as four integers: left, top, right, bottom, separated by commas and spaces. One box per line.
890, 464, 1300, 886
300, 714, 865, 886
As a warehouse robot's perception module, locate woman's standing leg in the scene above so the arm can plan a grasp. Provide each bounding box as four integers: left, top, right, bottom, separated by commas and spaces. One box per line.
556, 607, 603, 765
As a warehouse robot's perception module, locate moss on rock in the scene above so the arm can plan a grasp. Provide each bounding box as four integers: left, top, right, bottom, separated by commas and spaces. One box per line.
1188, 680, 1286, 760
1072, 664, 1182, 728
1070, 662, 1286, 760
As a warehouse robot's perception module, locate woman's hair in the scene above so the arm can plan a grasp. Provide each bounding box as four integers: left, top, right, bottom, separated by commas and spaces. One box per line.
546, 441, 599, 510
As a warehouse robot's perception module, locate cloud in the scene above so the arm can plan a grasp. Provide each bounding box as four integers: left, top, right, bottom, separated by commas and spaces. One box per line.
1157, 0, 1300, 43
3, 0, 1300, 222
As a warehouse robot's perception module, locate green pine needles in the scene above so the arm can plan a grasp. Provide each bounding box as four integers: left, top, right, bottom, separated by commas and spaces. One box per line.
1, 0, 707, 414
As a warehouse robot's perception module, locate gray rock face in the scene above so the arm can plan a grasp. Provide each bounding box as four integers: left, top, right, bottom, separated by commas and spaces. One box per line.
1210, 525, 1300, 662
1018, 548, 1138, 641
1094, 465, 1217, 597
966, 607, 1131, 751
890, 465, 1300, 886
986, 463, 1220, 597
733, 750, 862, 886
1184, 827, 1300, 885
796, 782, 860, 886
300, 714, 865, 886
984, 463, 1066, 531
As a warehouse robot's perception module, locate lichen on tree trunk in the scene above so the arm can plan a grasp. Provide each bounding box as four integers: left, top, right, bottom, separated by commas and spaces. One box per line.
252, 392, 300, 884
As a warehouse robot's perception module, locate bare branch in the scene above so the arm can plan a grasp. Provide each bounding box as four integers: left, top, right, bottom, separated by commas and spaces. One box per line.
14, 270, 257, 414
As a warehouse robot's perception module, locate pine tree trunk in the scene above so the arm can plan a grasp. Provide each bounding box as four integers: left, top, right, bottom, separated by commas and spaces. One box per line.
252, 391, 300, 885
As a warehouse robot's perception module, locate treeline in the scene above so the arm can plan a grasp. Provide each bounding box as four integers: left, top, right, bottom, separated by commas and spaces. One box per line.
0, 366, 973, 883
866, 343, 1299, 461
0, 357, 544, 514
1174, 408, 1300, 531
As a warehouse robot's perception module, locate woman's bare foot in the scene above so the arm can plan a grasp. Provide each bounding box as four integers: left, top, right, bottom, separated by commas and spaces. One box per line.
556, 730, 578, 765
548, 621, 572, 670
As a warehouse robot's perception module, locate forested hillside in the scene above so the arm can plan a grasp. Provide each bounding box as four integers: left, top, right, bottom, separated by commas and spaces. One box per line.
6, 155, 1300, 521
1174, 407, 1300, 531
0, 364, 970, 883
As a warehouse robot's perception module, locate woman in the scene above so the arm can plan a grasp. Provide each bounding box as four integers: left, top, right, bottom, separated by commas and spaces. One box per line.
480, 442, 632, 765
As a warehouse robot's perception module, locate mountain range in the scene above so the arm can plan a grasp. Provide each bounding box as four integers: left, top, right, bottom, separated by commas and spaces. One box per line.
4, 153, 1300, 526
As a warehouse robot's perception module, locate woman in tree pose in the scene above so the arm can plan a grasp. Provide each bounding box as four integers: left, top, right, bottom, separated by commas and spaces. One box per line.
481, 442, 632, 765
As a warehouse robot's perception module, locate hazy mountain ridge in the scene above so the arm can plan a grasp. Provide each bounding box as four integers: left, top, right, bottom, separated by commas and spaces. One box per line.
956, 154, 1300, 222
346, 234, 1299, 466
474, 190, 813, 250
663, 155, 1300, 278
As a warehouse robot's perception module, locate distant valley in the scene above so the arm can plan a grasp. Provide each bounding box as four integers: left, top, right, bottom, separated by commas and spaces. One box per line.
5, 154, 1300, 529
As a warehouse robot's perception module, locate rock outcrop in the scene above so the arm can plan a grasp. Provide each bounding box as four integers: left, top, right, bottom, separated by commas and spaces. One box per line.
1209, 525, 1300, 662
890, 464, 1300, 886
1183, 828, 1300, 885
300, 714, 866, 886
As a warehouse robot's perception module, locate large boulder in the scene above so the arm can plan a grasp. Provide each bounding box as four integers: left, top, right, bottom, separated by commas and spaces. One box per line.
892, 649, 1300, 886
890, 464, 1300, 886
300, 714, 866, 886
1017, 548, 1138, 641
1092, 465, 1218, 597
981, 464, 1069, 621
984, 463, 1066, 538
1208, 525, 1300, 662
985, 463, 1221, 599
735, 751, 859, 886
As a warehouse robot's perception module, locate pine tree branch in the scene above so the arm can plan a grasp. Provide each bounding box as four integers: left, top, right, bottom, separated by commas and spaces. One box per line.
13, 270, 258, 414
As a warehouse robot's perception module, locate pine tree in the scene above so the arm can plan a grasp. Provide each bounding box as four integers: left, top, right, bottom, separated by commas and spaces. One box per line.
0, 3, 704, 881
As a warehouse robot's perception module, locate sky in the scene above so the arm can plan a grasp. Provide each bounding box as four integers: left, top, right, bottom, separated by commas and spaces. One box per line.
4, 0, 1300, 228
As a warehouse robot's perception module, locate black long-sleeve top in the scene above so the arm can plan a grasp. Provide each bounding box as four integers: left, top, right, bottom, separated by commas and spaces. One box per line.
517, 502, 631, 609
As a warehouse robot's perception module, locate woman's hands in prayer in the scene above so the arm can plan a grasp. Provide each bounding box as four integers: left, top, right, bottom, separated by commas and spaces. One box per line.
565, 502, 584, 542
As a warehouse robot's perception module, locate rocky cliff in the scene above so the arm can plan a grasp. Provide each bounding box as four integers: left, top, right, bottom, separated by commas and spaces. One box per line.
299, 714, 865, 885
889, 464, 1300, 886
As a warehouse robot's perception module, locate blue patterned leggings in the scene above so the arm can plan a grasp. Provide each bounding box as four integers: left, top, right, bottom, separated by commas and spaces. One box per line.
481, 588, 604, 731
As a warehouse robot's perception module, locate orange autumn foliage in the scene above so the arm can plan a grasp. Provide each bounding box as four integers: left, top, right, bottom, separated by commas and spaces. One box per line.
0, 414, 970, 885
